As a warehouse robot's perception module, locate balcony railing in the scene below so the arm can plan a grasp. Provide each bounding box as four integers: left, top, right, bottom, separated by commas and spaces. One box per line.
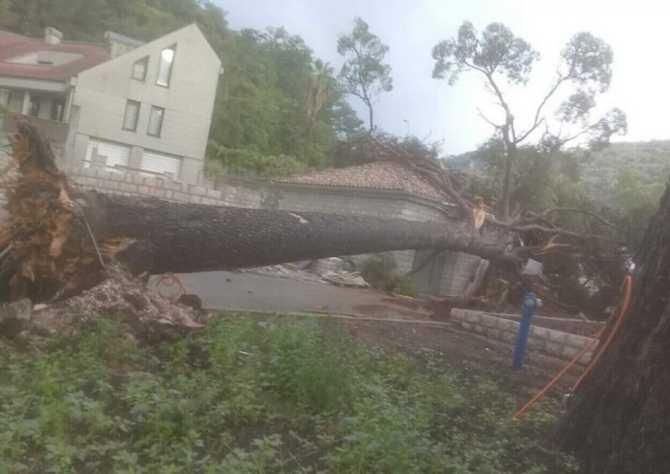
1, 113, 69, 145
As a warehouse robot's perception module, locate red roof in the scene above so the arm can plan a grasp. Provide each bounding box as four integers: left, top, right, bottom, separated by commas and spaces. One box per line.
276, 161, 446, 201
0, 30, 109, 82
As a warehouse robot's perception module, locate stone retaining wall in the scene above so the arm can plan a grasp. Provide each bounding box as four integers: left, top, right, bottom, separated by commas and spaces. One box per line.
489, 312, 604, 337
451, 308, 597, 365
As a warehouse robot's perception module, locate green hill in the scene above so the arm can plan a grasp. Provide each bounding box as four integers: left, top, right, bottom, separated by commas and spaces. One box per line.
580, 140, 670, 202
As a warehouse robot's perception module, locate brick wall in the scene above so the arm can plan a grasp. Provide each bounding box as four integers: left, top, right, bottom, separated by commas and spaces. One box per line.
451, 308, 597, 364
492, 312, 604, 337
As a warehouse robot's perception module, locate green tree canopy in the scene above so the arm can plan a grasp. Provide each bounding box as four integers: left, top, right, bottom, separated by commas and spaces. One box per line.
433, 21, 627, 218
337, 17, 393, 132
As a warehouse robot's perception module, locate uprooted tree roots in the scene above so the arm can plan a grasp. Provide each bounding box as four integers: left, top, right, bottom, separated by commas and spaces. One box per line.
0, 120, 203, 337
3, 121, 101, 301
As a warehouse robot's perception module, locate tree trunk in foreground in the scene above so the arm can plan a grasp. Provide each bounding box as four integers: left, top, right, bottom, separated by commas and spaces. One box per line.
559, 180, 670, 473
1, 121, 519, 302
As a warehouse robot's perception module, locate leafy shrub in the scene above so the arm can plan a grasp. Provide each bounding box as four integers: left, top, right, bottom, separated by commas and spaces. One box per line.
266, 322, 357, 413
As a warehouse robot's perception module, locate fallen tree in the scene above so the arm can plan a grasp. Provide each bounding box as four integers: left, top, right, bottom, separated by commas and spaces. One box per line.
0, 121, 529, 305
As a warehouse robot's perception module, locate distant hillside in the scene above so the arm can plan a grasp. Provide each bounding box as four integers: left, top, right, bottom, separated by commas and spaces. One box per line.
580, 140, 670, 202
445, 140, 670, 205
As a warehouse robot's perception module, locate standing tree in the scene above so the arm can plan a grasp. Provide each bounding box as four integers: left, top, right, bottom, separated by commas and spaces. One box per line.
559, 179, 670, 473
337, 17, 393, 132
432, 22, 627, 220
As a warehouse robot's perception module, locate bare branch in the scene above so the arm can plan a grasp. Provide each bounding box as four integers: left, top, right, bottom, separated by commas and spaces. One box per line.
531, 207, 616, 229
516, 74, 567, 144
488, 218, 617, 243
514, 117, 545, 144
477, 108, 504, 129
366, 135, 473, 218
483, 72, 513, 121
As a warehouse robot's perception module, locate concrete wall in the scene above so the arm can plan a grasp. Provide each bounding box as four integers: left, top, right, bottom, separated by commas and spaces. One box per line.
439, 252, 482, 296
451, 308, 597, 364
70, 24, 221, 183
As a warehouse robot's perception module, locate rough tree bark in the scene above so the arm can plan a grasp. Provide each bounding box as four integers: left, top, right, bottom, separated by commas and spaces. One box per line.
559, 180, 670, 473
1, 121, 528, 304
81, 192, 520, 275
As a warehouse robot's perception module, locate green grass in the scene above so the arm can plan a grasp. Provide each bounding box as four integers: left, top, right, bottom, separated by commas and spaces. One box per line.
0, 313, 578, 473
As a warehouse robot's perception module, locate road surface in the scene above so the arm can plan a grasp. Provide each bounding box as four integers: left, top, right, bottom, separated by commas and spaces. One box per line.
158, 271, 429, 319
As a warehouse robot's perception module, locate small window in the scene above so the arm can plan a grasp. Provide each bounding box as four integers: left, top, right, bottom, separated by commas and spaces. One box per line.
156, 46, 176, 87
132, 56, 148, 81
147, 105, 164, 137
123, 100, 140, 131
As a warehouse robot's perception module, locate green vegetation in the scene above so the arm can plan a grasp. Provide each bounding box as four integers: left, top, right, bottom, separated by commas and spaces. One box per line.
337, 17, 393, 132
1, 314, 577, 473
0, 315, 574, 474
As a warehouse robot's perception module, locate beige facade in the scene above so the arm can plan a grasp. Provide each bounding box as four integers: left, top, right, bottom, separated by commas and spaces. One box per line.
67, 24, 222, 184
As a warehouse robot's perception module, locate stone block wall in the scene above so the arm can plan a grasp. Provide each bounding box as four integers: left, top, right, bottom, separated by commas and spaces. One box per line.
492, 312, 604, 337
67, 166, 262, 208
451, 308, 597, 365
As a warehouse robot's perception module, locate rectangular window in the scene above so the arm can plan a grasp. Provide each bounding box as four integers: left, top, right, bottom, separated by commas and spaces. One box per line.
141, 150, 181, 178
122, 100, 140, 131
132, 56, 148, 81
147, 106, 164, 137
156, 46, 176, 87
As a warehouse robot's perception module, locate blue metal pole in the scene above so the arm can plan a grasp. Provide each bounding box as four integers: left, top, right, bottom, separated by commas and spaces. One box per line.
513, 291, 537, 370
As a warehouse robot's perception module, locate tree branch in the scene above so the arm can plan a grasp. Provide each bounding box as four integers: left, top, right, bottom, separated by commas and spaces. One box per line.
477, 108, 504, 129
529, 207, 616, 229
515, 74, 567, 144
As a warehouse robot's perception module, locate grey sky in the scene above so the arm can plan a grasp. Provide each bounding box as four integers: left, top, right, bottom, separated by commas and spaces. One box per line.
217, 0, 669, 155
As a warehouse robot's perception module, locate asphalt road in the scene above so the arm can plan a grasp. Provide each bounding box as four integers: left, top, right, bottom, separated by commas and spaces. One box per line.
161, 271, 427, 318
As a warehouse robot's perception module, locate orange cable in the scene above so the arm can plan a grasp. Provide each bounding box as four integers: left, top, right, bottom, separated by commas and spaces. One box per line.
513, 328, 602, 419
513, 275, 633, 419
570, 275, 633, 392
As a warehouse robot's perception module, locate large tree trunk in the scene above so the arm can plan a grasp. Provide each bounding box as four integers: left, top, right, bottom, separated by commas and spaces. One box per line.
1, 121, 521, 303
85, 193, 516, 275
559, 180, 670, 473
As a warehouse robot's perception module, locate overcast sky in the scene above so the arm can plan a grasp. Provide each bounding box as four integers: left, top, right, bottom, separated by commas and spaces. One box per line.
216, 0, 669, 155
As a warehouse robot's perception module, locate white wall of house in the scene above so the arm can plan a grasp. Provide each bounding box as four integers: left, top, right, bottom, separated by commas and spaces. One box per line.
70, 24, 221, 184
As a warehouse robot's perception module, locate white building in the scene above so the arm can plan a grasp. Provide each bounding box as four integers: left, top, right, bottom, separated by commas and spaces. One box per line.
0, 25, 222, 184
